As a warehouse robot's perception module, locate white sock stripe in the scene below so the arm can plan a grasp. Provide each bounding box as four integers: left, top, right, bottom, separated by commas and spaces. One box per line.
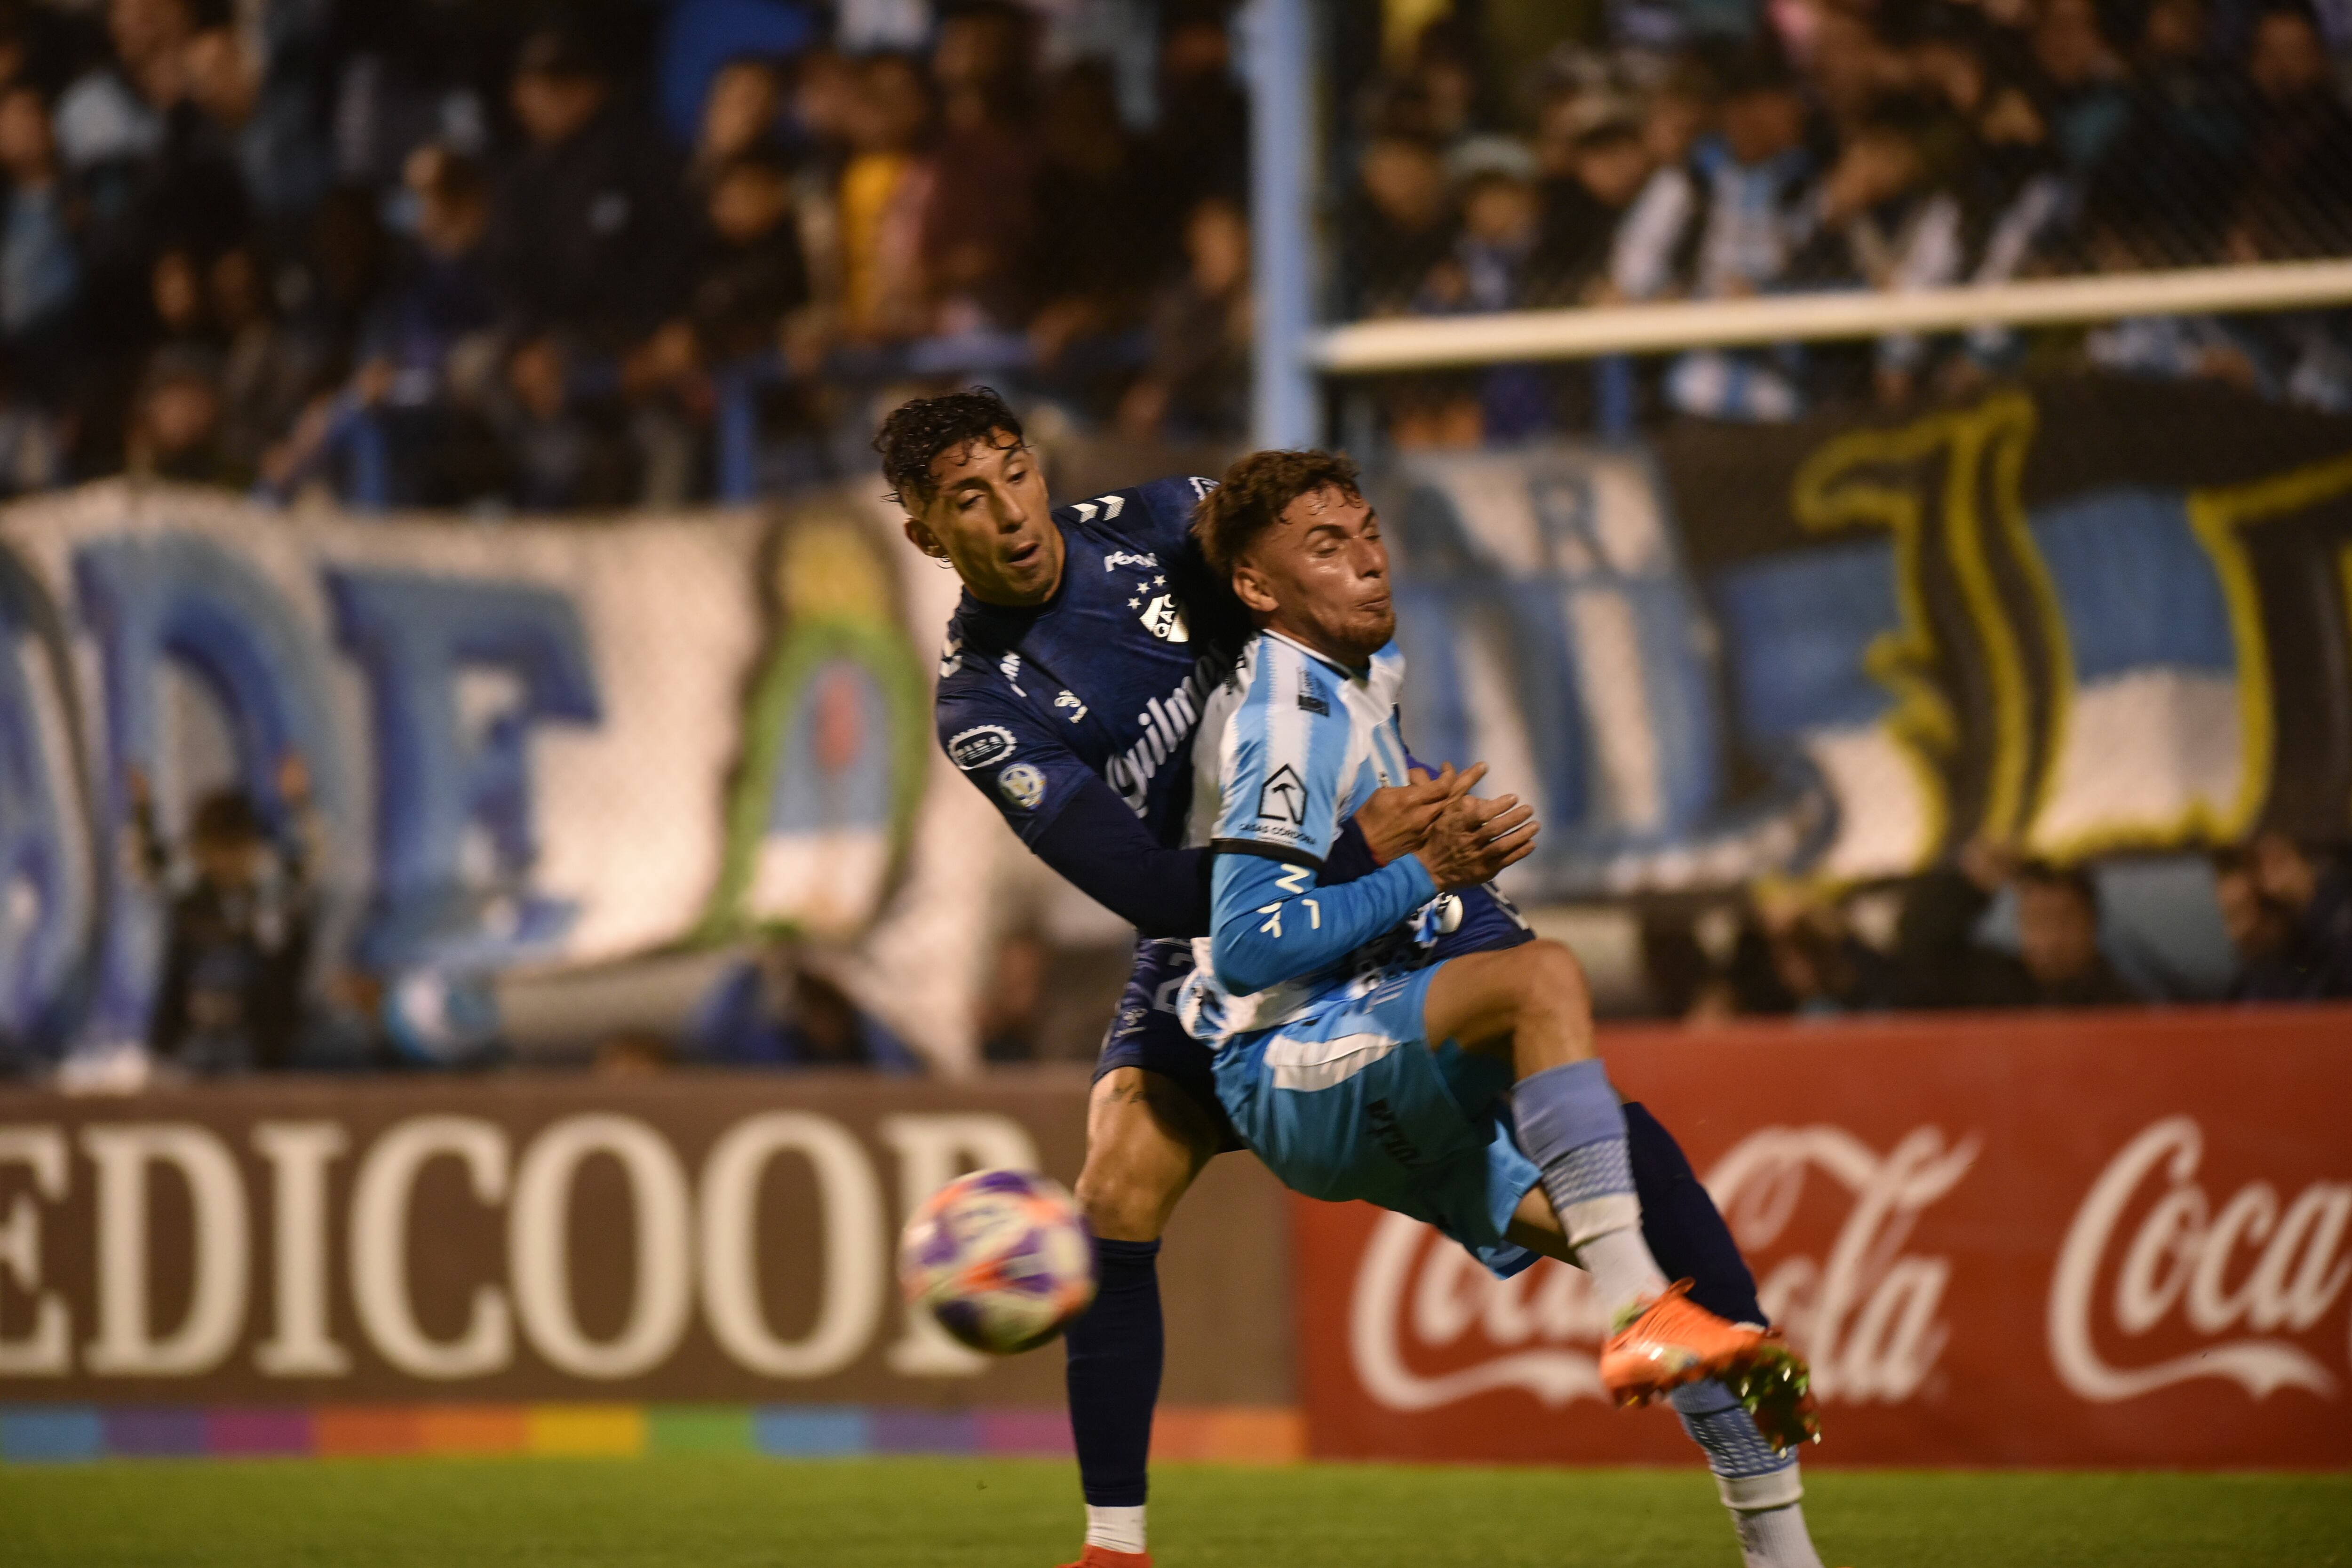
1558, 1193, 1641, 1249
1083, 1504, 1146, 1555
1732, 1497, 1827, 1568
1718, 1464, 1805, 1512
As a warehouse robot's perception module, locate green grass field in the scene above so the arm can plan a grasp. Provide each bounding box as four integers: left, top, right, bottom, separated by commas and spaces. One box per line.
1, 1457, 2344, 1566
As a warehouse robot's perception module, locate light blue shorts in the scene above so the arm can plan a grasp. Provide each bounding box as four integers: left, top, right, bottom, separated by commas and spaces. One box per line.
1210, 962, 1542, 1278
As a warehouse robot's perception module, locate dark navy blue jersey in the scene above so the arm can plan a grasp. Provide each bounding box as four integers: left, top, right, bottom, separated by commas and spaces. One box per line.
934, 475, 1247, 852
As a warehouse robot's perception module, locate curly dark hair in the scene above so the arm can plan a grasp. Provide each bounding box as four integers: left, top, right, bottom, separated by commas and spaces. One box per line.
1190, 448, 1363, 574
872, 387, 1027, 507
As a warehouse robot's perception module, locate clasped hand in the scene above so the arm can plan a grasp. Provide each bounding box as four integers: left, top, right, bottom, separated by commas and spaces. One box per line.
1353, 762, 1539, 892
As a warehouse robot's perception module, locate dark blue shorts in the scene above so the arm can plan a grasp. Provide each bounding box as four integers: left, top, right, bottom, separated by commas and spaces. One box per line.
1093, 938, 1243, 1152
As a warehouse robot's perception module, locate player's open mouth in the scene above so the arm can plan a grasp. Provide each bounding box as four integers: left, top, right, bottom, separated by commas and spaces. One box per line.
1006, 541, 1041, 567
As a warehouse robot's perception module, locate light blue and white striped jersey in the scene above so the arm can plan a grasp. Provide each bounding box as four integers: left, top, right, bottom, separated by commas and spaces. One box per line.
1181, 630, 1448, 1038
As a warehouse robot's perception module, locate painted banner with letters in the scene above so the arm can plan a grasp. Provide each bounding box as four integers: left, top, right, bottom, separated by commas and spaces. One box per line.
1383, 375, 2352, 899
0, 480, 1004, 1067
1294, 1006, 2352, 1467
0, 1072, 1287, 1405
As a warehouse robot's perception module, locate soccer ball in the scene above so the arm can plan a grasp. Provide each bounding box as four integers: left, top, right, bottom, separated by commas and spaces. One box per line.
898, 1169, 1097, 1354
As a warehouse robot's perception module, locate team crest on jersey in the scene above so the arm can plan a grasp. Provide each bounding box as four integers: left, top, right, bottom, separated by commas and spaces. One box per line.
1257, 763, 1307, 826
948, 724, 1017, 771
997, 762, 1047, 811
1138, 594, 1190, 643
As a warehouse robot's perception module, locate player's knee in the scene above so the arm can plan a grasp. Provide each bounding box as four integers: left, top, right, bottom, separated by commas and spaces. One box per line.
1074, 1159, 1174, 1241
1516, 939, 1592, 1020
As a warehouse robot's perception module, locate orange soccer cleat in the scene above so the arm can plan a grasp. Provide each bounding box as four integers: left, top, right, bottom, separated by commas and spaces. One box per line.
1056, 1549, 1151, 1568
1599, 1280, 1821, 1450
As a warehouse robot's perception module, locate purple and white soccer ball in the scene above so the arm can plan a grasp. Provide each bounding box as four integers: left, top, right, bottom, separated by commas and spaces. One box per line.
898, 1168, 1097, 1355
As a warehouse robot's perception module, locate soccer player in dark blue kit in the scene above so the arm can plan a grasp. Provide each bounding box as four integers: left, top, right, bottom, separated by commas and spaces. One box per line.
882, 390, 1824, 1568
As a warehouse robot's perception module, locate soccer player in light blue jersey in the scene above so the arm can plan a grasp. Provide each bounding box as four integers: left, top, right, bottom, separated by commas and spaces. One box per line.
1178, 448, 1831, 1568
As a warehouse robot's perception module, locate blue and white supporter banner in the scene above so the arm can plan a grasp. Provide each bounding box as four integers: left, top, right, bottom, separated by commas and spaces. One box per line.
0, 482, 1001, 1068
1383, 375, 2352, 898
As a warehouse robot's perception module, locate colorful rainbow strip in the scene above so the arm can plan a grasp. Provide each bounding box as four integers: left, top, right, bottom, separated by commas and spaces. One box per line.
0, 1404, 1304, 1465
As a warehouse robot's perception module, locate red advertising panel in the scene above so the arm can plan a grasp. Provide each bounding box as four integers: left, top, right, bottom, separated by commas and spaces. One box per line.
1294, 1008, 2352, 1467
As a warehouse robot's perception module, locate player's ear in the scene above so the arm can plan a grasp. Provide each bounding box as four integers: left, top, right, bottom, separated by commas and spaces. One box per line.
1232, 561, 1278, 616
903, 516, 947, 562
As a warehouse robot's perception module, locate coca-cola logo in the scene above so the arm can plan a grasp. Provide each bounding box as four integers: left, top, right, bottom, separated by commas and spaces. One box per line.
1347, 1123, 1978, 1412
2047, 1115, 2350, 1403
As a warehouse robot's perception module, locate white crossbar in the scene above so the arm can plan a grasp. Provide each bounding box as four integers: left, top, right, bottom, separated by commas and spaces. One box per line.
1311, 260, 2352, 373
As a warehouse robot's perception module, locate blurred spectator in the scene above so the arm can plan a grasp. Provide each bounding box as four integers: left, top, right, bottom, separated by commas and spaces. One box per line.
484, 28, 689, 353
1804, 99, 1966, 401
0, 83, 79, 391
485, 333, 636, 511
2029, 0, 2135, 178
55, 0, 186, 178
977, 930, 1050, 1064
1150, 2, 1248, 213
834, 51, 935, 341
1119, 194, 1250, 440
130, 754, 317, 1075
1753, 883, 1896, 1016
212, 243, 317, 473
923, 0, 1040, 331
1346, 130, 1454, 318
1026, 60, 1170, 370
2233, 6, 2352, 258
691, 55, 787, 191
2217, 835, 2352, 997
686, 146, 811, 364
1611, 53, 1817, 419
127, 342, 239, 485
2099, 0, 2247, 264
1424, 142, 1545, 315
0, 348, 63, 494
1895, 844, 2144, 1008
692, 942, 923, 1071
1535, 111, 1654, 305
1421, 141, 1559, 438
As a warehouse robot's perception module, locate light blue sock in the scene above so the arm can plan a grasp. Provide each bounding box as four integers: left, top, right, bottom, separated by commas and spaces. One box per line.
1512, 1060, 1665, 1308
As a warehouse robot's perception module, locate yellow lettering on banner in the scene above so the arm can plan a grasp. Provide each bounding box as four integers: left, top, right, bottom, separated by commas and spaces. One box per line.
699, 1112, 884, 1378
879, 1114, 1041, 1376
1792, 391, 2055, 863
253, 1122, 351, 1377
509, 1115, 693, 1380
0, 1126, 68, 1376
349, 1116, 512, 1379
82, 1124, 249, 1376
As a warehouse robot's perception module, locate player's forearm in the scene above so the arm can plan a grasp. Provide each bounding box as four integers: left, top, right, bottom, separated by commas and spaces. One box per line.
1031, 786, 1214, 936
1208, 851, 1437, 995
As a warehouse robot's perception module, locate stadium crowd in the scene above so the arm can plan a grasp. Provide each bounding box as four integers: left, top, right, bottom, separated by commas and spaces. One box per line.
1348, 0, 2352, 433
0, 0, 1251, 510
0, 0, 2346, 508
1637, 833, 2352, 1020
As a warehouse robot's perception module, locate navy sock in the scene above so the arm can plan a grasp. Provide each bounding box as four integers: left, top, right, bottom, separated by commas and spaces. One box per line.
1625, 1100, 1765, 1325
1064, 1236, 1162, 1508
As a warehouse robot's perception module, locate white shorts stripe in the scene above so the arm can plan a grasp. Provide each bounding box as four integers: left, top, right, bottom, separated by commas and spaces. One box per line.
1264, 1030, 1403, 1092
